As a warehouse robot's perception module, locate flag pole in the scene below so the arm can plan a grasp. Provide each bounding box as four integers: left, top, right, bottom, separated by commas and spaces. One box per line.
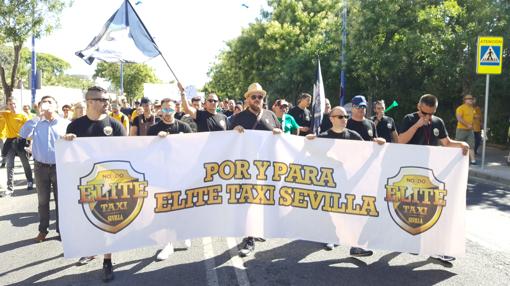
339, 0, 347, 106
126, 0, 180, 83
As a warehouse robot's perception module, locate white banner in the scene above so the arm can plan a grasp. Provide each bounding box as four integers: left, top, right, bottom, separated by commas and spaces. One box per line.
56, 130, 468, 258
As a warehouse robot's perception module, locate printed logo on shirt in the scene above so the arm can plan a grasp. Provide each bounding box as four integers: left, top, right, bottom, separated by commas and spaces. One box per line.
220, 120, 226, 128
367, 129, 373, 137
103, 126, 113, 136
433, 128, 439, 137
387, 123, 392, 129
77, 161, 148, 234
385, 167, 447, 235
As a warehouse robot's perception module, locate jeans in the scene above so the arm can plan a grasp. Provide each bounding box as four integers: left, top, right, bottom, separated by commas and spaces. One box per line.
34, 161, 59, 234
5, 138, 33, 191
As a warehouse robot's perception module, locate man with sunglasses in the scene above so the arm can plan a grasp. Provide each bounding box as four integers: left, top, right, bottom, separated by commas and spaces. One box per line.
272, 99, 300, 135
131, 97, 157, 136
347, 95, 386, 145
180, 87, 227, 132
63, 86, 126, 282
398, 94, 469, 264
229, 82, 282, 257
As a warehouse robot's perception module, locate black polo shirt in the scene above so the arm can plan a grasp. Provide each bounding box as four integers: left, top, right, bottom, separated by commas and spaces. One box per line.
288, 106, 311, 135
371, 115, 397, 143
195, 110, 227, 132
318, 129, 363, 141
399, 112, 448, 146
346, 118, 377, 141
229, 109, 281, 131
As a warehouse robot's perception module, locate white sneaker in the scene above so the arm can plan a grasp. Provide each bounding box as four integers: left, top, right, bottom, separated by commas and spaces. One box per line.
325, 243, 336, 251
156, 242, 174, 261
430, 255, 456, 262
183, 239, 191, 249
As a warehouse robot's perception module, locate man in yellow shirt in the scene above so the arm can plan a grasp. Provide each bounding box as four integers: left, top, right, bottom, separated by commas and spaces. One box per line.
0, 98, 34, 196
109, 101, 130, 132
455, 94, 476, 164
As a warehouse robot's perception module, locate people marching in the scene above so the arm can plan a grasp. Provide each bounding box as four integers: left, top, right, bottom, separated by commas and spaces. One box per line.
1, 82, 473, 282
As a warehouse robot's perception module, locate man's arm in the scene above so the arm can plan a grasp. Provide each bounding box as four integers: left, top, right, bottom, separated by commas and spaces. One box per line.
178, 82, 197, 120
391, 130, 399, 143
440, 137, 470, 155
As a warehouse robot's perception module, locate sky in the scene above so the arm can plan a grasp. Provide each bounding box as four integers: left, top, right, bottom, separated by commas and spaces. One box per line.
31, 0, 268, 88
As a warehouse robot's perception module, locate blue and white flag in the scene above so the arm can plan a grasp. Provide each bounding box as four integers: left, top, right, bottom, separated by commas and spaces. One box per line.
76, 0, 160, 65
312, 59, 326, 135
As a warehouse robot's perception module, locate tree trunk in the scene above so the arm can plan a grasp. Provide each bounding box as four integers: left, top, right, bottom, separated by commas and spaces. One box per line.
0, 65, 12, 103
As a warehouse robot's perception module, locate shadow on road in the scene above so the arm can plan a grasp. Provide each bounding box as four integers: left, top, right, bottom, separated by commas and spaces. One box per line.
467, 180, 510, 212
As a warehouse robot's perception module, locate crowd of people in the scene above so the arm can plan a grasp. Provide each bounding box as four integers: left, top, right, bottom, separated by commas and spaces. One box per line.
0, 82, 475, 282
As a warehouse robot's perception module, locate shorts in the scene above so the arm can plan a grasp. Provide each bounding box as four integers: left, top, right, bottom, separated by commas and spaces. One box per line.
455, 128, 475, 149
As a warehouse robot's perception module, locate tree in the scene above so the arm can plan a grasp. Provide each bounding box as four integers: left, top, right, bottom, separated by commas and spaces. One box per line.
94, 62, 159, 101
0, 0, 70, 102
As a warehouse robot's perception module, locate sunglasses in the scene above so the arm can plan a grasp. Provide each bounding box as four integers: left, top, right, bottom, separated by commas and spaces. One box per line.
250, 95, 264, 100
419, 108, 435, 116
279, 105, 289, 109
353, 105, 366, 109
207, 99, 219, 103
161, 108, 175, 114
89, 98, 108, 103
330, 115, 349, 120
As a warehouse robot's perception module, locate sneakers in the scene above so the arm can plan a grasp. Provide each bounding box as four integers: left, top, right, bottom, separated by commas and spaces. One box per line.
102, 261, 114, 282
76, 256, 96, 265
470, 160, 477, 165
183, 239, 191, 249
239, 237, 255, 257
35, 232, 47, 243
325, 243, 336, 251
156, 242, 174, 261
27, 181, 33, 191
431, 255, 456, 262
349, 247, 373, 257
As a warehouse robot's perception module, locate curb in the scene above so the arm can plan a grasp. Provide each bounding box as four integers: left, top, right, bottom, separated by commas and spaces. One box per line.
469, 168, 510, 186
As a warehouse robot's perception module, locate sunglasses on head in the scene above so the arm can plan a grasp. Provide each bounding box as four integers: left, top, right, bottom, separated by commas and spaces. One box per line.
250, 94, 264, 100
207, 99, 219, 103
330, 114, 349, 120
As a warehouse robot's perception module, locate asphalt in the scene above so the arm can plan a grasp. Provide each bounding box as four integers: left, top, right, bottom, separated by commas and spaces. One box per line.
469, 144, 510, 185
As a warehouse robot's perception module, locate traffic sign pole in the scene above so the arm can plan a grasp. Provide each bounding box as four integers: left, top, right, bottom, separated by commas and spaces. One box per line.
481, 74, 490, 170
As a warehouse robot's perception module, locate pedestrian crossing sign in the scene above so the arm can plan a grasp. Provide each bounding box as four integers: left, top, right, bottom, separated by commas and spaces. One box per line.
477, 36, 503, 74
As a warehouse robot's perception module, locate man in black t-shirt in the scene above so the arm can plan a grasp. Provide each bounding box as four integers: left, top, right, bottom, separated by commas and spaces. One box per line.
371, 100, 398, 143
148, 101, 192, 136
229, 82, 282, 257
130, 97, 158, 136
63, 86, 126, 283
398, 94, 469, 264
347, 95, 386, 145
180, 91, 227, 132
288, 92, 312, 136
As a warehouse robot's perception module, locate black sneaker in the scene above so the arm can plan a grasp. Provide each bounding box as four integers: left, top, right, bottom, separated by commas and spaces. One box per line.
239, 237, 255, 257
102, 262, 114, 282
27, 181, 33, 191
349, 247, 373, 257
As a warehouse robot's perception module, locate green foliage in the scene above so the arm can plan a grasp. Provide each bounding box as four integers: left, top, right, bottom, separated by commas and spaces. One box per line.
94, 62, 159, 100
0, 0, 71, 100
207, 0, 510, 143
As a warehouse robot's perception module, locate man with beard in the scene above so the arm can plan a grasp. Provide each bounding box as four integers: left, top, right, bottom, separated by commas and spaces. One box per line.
288, 93, 312, 136
63, 86, 126, 282
180, 87, 227, 132
229, 82, 282, 257
371, 100, 398, 143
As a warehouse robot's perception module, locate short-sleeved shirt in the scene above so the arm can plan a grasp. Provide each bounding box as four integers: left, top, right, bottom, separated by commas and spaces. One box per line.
109, 111, 130, 131
147, 119, 192, 135
229, 109, 281, 131
288, 106, 311, 135
399, 112, 448, 146
473, 106, 482, 132
346, 118, 377, 141
0, 111, 28, 138
371, 115, 397, 143
195, 110, 228, 132
320, 112, 332, 133
174, 112, 185, 120
456, 103, 474, 130
278, 114, 300, 134
133, 114, 158, 136
66, 115, 126, 137
318, 128, 363, 141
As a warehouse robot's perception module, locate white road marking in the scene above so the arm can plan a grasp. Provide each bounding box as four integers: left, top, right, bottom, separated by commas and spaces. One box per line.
202, 237, 219, 286
226, 237, 251, 286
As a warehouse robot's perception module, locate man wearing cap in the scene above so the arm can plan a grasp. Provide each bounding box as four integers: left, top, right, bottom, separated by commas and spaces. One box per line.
371, 100, 399, 143
345, 95, 384, 257
179, 87, 227, 132
288, 93, 312, 136
229, 82, 282, 257
398, 94, 469, 264
20, 95, 69, 243
0, 98, 34, 197
109, 101, 130, 132
455, 94, 476, 164
130, 97, 158, 136
63, 86, 126, 282
272, 99, 300, 134
347, 95, 386, 145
